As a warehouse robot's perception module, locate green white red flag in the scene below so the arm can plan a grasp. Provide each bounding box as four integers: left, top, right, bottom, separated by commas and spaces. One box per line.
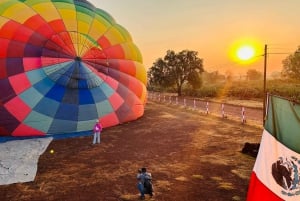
247, 95, 300, 201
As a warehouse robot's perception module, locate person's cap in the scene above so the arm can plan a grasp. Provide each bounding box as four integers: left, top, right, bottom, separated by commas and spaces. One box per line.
96, 120, 99, 122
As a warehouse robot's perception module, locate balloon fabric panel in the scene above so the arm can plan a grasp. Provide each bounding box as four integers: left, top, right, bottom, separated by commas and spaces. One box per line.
4, 96, 31, 122
0, 0, 147, 136
8, 73, 31, 95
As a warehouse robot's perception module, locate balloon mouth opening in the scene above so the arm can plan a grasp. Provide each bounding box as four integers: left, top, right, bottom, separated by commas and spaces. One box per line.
74, 56, 82, 61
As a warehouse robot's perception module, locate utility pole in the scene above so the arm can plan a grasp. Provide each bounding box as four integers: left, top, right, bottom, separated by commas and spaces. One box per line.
263, 44, 267, 123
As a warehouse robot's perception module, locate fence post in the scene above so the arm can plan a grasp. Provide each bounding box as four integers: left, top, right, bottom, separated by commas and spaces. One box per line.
163, 95, 166, 102
169, 96, 172, 104
206, 102, 209, 114
158, 94, 161, 102
183, 98, 186, 107
221, 103, 225, 118
193, 99, 196, 110
176, 97, 178, 105
242, 107, 246, 124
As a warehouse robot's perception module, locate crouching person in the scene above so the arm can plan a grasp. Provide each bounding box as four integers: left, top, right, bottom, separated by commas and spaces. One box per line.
137, 167, 153, 200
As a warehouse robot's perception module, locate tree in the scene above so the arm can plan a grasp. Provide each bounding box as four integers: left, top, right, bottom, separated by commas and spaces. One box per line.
225, 70, 233, 82
148, 50, 204, 96
202, 70, 225, 83
282, 47, 300, 80
246, 69, 262, 80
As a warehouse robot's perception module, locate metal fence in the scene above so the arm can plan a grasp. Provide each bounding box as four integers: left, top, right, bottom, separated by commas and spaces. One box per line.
148, 92, 263, 125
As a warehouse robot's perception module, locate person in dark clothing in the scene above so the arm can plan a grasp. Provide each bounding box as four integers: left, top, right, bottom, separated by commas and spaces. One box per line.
137, 167, 153, 199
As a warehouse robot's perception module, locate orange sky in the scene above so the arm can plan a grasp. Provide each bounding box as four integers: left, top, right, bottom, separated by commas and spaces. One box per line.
90, 0, 300, 76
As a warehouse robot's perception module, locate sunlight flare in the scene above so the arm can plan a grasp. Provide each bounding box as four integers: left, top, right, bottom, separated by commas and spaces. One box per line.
237, 46, 255, 60
229, 38, 262, 65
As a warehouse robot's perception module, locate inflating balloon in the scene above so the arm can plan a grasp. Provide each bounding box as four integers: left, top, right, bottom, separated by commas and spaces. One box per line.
0, 0, 147, 136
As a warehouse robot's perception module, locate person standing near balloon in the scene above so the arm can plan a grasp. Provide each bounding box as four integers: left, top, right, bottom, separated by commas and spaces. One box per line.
92, 120, 102, 144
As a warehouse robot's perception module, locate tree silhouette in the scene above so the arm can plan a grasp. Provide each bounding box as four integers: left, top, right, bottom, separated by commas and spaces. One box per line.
282, 47, 300, 80
148, 50, 204, 96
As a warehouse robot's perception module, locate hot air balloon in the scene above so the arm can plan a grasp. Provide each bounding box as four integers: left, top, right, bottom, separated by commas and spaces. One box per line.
0, 0, 147, 137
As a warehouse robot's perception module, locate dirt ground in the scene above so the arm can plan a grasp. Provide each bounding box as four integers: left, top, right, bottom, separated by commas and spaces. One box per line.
0, 101, 263, 201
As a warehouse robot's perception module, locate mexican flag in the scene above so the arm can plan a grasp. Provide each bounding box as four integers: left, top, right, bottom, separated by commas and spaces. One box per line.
247, 95, 300, 201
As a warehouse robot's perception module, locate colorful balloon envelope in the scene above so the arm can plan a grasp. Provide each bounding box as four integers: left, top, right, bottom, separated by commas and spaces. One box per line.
0, 0, 147, 137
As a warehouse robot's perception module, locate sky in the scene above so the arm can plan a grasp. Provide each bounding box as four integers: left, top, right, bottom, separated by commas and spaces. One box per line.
89, 0, 300, 76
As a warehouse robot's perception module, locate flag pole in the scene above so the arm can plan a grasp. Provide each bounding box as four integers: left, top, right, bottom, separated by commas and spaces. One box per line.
263, 44, 267, 123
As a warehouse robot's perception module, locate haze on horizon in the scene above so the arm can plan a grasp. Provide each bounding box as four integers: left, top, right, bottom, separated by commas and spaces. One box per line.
90, 0, 300, 76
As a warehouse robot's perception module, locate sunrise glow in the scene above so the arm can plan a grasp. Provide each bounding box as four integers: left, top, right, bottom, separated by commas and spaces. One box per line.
237, 46, 255, 61
228, 37, 263, 66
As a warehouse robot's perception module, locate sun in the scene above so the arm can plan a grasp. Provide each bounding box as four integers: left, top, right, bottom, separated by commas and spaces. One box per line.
237, 45, 255, 61
229, 38, 262, 65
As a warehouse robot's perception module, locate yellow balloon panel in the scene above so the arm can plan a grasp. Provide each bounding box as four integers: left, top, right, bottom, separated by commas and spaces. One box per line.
0, 17, 9, 27
77, 21, 90, 35
134, 62, 147, 85
31, 2, 61, 22
104, 26, 127, 46
57, 9, 77, 31
121, 43, 143, 62
88, 19, 111, 41
2, 3, 36, 24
